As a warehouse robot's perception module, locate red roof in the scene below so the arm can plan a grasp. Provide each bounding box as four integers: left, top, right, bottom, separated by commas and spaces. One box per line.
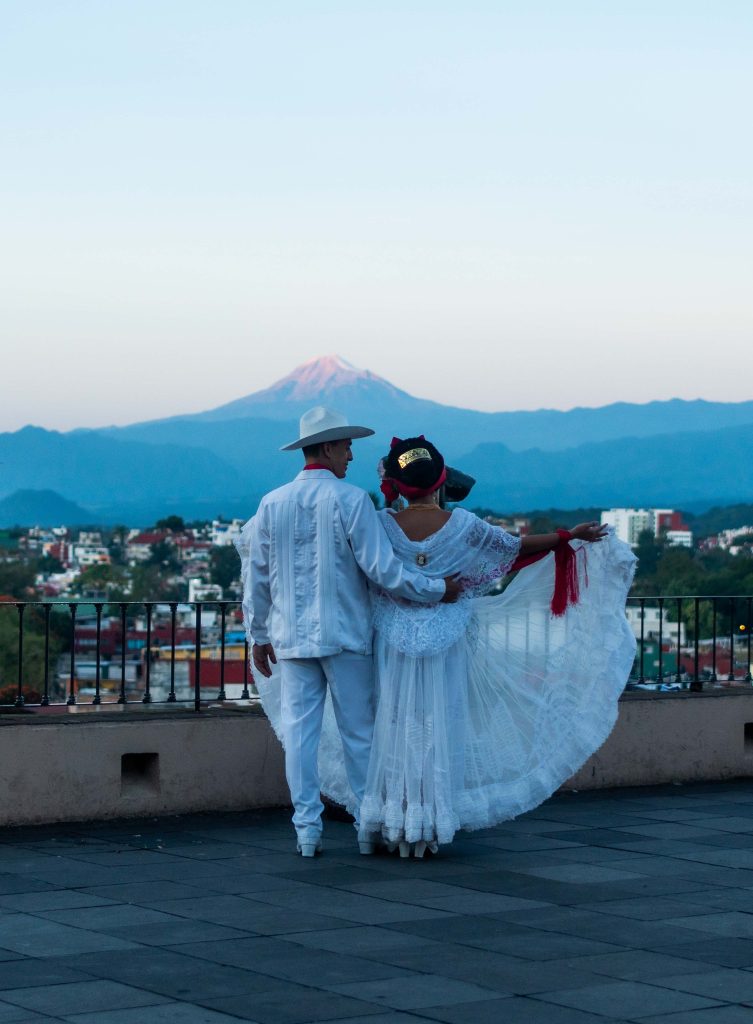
129, 532, 168, 545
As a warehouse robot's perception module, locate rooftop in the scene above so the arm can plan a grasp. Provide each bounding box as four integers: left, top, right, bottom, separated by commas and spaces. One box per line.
4, 780, 753, 1022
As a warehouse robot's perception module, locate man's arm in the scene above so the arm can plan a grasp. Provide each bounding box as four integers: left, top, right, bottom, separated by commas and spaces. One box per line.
346, 492, 447, 603
235, 510, 276, 672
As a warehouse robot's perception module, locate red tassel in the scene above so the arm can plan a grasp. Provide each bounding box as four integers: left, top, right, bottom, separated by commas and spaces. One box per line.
509, 529, 582, 617
551, 530, 579, 617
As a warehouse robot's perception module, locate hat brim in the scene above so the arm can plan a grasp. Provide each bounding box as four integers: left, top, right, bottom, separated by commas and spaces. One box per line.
280, 425, 375, 451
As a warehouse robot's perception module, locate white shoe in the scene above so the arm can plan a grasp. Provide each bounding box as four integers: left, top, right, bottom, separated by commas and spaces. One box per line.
358, 841, 376, 855
414, 840, 427, 859
296, 839, 322, 858
398, 841, 411, 858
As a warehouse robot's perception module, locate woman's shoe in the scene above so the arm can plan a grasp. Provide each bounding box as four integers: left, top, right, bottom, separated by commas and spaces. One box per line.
398, 841, 411, 858
414, 840, 427, 859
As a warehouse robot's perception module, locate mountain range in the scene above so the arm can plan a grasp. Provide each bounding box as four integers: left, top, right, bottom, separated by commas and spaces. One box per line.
2, 354, 752, 525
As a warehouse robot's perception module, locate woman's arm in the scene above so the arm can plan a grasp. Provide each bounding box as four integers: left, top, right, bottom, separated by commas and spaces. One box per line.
519, 521, 607, 556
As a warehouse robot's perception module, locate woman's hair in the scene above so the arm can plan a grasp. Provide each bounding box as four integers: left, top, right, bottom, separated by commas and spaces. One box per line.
382, 436, 445, 494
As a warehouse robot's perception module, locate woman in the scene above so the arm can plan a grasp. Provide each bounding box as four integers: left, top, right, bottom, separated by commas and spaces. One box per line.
354, 435, 636, 856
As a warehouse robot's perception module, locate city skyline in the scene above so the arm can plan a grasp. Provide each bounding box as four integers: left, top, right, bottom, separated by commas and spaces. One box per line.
2, 2, 752, 431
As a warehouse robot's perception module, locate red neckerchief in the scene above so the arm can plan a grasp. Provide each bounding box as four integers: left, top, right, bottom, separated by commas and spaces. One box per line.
303, 463, 333, 472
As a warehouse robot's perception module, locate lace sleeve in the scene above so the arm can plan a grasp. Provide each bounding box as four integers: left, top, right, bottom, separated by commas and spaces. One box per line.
461, 515, 522, 595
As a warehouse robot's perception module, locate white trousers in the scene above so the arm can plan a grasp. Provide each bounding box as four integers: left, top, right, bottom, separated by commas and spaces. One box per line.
280, 652, 375, 840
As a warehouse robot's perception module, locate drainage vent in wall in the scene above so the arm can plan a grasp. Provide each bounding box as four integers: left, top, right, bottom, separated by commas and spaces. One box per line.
121, 752, 160, 794
745, 724, 753, 752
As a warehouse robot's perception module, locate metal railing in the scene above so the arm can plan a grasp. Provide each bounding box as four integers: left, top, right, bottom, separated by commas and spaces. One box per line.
2, 594, 752, 711
627, 595, 753, 691
0, 600, 256, 712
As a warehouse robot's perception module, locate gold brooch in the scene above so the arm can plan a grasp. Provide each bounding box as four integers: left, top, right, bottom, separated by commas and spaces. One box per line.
398, 448, 431, 469
416, 553, 428, 566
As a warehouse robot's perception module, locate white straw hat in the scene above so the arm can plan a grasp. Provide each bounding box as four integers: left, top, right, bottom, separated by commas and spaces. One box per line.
280, 406, 375, 451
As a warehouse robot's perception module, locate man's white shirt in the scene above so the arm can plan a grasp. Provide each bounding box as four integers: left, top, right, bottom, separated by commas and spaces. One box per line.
236, 469, 445, 659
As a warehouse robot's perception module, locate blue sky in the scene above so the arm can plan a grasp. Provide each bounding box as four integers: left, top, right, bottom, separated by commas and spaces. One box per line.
2, 1, 751, 430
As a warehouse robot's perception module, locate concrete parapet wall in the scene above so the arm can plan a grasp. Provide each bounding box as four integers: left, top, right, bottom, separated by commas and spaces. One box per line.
568, 690, 753, 790
2, 692, 753, 827
0, 709, 289, 827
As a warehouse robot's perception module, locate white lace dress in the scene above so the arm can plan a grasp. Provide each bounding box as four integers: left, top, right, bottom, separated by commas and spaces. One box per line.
256, 508, 637, 847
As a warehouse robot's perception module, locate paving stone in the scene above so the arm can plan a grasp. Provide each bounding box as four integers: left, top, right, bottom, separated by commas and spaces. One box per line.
663, 911, 753, 939
0, 876, 58, 899
534, 980, 723, 1018
494, 906, 713, 949
0, 980, 170, 1015
284, 925, 443, 956
78, 881, 214, 904
105, 920, 256, 946
49, 947, 291, 1002
0, 891, 115, 913
514, 864, 646, 884
36, 905, 191, 930
650, 968, 753, 1002
638, 1006, 753, 1023
170, 936, 416, 987
64, 1004, 251, 1023
330, 975, 502, 1010
0, 915, 139, 957
0, 961, 93, 991
550, 950, 717, 981
574, 896, 721, 921
146, 894, 346, 935
655, 937, 753, 969
0, 1002, 57, 1023
199, 987, 385, 1023
415, 995, 626, 1023
247, 887, 454, 925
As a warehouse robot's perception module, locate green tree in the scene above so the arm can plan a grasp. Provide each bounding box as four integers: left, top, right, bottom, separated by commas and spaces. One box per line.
0, 604, 64, 702
155, 515, 185, 532
210, 546, 240, 593
72, 564, 129, 599
0, 561, 37, 599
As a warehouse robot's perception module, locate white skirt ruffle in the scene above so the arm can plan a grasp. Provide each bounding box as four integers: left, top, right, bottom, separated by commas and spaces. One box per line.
257, 533, 637, 844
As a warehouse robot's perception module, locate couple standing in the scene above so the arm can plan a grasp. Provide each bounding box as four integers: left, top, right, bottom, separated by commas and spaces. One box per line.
236, 406, 636, 857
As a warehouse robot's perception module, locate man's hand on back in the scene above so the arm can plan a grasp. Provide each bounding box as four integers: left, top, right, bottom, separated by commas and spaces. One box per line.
252, 642, 277, 679
441, 576, 462, 604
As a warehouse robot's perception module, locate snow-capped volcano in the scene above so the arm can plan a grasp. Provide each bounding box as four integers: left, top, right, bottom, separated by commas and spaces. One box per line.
197, 354, 431, 422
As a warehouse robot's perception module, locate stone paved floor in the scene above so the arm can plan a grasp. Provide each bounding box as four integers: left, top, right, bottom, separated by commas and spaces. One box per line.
4, 782, 753, 1022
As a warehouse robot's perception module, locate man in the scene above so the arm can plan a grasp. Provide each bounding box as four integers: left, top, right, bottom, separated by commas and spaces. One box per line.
236, 406, 459, 856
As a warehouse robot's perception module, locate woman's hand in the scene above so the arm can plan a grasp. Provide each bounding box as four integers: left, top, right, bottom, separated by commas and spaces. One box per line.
570, 522, 608, 543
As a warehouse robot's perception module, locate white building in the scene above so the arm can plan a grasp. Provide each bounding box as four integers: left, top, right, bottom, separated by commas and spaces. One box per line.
601, 509, 654, 547
211, 519, 245, 547
601, 508, 693, 549
626, 605, 686, 644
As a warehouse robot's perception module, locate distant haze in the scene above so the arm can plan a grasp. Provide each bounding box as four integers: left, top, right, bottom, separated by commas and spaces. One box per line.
2, 2, 752, 431
1, 355, 753, 524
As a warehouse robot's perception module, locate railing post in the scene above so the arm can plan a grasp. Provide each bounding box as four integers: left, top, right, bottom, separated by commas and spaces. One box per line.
657, 598, 664, 684
142, 603, 152, 703
194, 602, 202, 712
241, 637, 251, 700
746, 597, 752, 684
93, 603, 102, 705
676, 597, 683, 686
711, 599, 718, 682
218, 603, 227, 702
41, 603, 51, 706
67, 603, 77, 705
637, 599, 645, 684
167, 602, 177, 702
728, 597, 736, 682
118, 603, 127, 704
690, 597, 702, 691
15, 604, 25, 708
